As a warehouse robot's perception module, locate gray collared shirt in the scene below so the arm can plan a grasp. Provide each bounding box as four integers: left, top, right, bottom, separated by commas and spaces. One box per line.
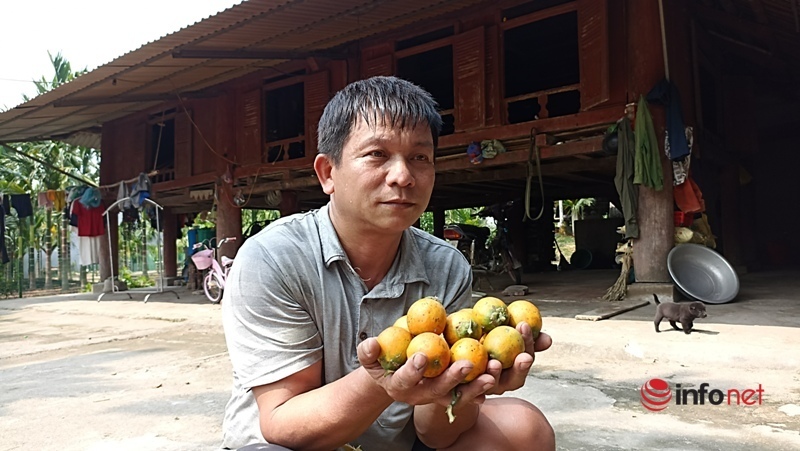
220, 204, 472, 450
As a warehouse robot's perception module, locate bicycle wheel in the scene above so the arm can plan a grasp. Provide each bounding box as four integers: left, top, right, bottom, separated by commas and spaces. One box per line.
204, 272, 224, 304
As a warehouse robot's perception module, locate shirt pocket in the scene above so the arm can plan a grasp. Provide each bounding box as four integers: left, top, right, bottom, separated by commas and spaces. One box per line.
377, 400, 413, 429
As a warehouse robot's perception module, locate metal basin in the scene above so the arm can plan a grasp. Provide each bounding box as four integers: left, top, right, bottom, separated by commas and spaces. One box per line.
667, 243, 739, 304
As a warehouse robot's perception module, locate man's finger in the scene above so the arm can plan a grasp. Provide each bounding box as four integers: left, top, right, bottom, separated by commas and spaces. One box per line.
389, 352, 427, 391
357, 337, 381, 366
533, 332, 552, 353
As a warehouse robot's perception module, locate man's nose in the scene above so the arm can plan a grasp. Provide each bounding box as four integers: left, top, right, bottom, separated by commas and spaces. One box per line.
386, 157, 415, 187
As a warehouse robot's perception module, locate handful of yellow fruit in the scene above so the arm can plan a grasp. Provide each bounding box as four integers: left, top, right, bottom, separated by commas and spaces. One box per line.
375, 296, 543, 422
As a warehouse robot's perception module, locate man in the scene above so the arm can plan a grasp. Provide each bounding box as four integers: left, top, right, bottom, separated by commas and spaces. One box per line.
221, 76, 555, 451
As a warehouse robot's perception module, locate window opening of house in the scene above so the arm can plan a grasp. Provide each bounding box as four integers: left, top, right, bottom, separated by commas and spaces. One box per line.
396, 45, 455, 136
396, 27, 454, 51
502, 0, 573, 21
149, 117, 175, 179
504, 11, 580, 123
264, 82, 305, 163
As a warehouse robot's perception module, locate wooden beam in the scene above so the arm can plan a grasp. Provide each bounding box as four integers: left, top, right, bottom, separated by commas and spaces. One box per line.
437, 106, 619, 150
435, 136, 604, 172
172, 48, 349, 60
53, 91, 221, 107
435, 156, 615, 186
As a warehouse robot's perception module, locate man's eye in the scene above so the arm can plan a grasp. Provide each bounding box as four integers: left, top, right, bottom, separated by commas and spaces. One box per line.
413, 154, 431, 162
368, 150, 384, 157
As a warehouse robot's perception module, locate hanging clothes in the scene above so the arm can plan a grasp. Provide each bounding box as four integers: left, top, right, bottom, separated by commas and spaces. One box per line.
647, 78, 690, 161
38, 192, 52, 210
78, 236, 102, 266
10, 194, 33, 218
72, 201, 105, 237
633, 95, 664, 191
0, 205, 9, 264
129, 172, 152, 209
49, 190, 66, 211
79, 187, 102, 208
674, 176, 706, 214
614, 117, 639, 239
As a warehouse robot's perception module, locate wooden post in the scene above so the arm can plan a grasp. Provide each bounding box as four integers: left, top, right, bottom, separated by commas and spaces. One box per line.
628, 0, 674, 283
279, 190, 299, 217
216, 182, 243, 259
162, 208, 178, 278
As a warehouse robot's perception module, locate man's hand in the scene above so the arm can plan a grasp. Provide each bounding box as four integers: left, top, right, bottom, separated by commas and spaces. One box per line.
358, 337, 496, 408
484, 323, 552, 396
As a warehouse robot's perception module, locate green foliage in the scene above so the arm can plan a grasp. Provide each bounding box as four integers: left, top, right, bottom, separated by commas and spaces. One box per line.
418, 208, 491, 235
118, 266, 153, 289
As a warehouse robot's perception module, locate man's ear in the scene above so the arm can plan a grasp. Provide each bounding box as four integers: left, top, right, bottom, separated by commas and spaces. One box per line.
314, 153, 335, 195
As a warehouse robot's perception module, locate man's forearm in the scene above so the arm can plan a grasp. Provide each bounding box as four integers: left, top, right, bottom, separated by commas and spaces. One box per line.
414, 399, 481, 449
262, 367, 393, 450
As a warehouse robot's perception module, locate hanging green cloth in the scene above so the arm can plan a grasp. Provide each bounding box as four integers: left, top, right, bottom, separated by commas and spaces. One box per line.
614, 117, 639, 239
633, 95, 663, 191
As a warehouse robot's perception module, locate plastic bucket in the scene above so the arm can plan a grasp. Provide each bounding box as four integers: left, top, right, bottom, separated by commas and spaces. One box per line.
570, 249, 593, 270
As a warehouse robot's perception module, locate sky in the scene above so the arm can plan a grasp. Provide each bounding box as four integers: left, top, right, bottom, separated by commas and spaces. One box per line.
0, 0, 242, 111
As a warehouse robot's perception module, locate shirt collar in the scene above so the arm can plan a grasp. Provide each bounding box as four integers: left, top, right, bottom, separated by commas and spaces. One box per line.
317, 202, 431, 294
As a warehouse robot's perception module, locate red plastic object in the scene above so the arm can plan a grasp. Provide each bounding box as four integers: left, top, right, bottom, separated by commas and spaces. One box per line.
673, 211, 693, 227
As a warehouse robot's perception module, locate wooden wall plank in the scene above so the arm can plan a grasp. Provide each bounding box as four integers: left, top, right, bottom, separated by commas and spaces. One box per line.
578, 0, 610, 109
305, 70, 331, 155
454, 26, 486, 131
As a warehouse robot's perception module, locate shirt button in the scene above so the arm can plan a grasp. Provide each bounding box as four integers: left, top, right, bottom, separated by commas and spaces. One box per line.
359, 332, 368, 340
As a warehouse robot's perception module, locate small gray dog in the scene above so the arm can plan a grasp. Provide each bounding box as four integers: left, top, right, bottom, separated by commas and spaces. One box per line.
653, 294, 707, 334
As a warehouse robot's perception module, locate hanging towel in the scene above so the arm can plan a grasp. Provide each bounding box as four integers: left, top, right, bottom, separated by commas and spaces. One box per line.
633, 96, 663, 191
50, 190, 66, 211
614, 117, 639, 239
38, 192, 52, 209
79, 187, 102, 208
10, 194, 33, 218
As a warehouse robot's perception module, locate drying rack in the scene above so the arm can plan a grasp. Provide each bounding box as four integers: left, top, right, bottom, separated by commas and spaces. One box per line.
97, 197, 180, 303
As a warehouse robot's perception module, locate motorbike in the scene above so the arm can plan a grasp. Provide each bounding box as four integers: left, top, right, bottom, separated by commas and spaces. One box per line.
444, 202, 523, 285
443, 223, 492, 265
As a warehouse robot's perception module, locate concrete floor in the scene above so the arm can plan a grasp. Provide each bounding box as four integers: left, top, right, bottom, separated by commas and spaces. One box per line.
1, 269, 799, 450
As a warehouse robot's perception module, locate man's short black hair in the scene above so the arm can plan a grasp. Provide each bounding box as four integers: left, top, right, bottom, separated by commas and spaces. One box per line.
316, 76, 443, 166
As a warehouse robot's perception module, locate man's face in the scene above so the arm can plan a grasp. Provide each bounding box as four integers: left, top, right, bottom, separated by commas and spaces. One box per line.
317, 116, 435, 235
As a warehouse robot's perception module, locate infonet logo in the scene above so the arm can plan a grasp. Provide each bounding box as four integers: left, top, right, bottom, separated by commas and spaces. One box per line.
640, 378, 764, 412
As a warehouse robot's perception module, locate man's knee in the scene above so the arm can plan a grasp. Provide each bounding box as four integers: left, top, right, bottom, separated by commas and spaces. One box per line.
236, 444, 294, 451
487, 397, 555, 450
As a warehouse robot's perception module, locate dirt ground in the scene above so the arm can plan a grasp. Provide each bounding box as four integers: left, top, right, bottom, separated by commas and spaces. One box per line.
1, 269, 799, 450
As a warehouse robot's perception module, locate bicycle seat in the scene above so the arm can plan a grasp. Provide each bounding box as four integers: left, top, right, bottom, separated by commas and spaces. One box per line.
221, 256, 235, 268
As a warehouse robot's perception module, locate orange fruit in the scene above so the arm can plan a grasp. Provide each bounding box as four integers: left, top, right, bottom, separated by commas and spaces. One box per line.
406, 332, 451, 378
406, 297, 448, 336
472, 297, 509, 333
482, 325, 525, 369
450, 338, 489, 382
393, 315, 410, 332
444, 309, 483, 345
376, 326, 413, 372
507, 300, 543, 339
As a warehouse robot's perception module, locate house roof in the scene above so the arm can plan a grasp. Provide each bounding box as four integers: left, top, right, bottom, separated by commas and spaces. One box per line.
0, 0, 485, 146
1, 0, 798, 148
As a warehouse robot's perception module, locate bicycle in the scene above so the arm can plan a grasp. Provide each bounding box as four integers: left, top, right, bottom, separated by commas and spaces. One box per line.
191, 236, 236, 303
